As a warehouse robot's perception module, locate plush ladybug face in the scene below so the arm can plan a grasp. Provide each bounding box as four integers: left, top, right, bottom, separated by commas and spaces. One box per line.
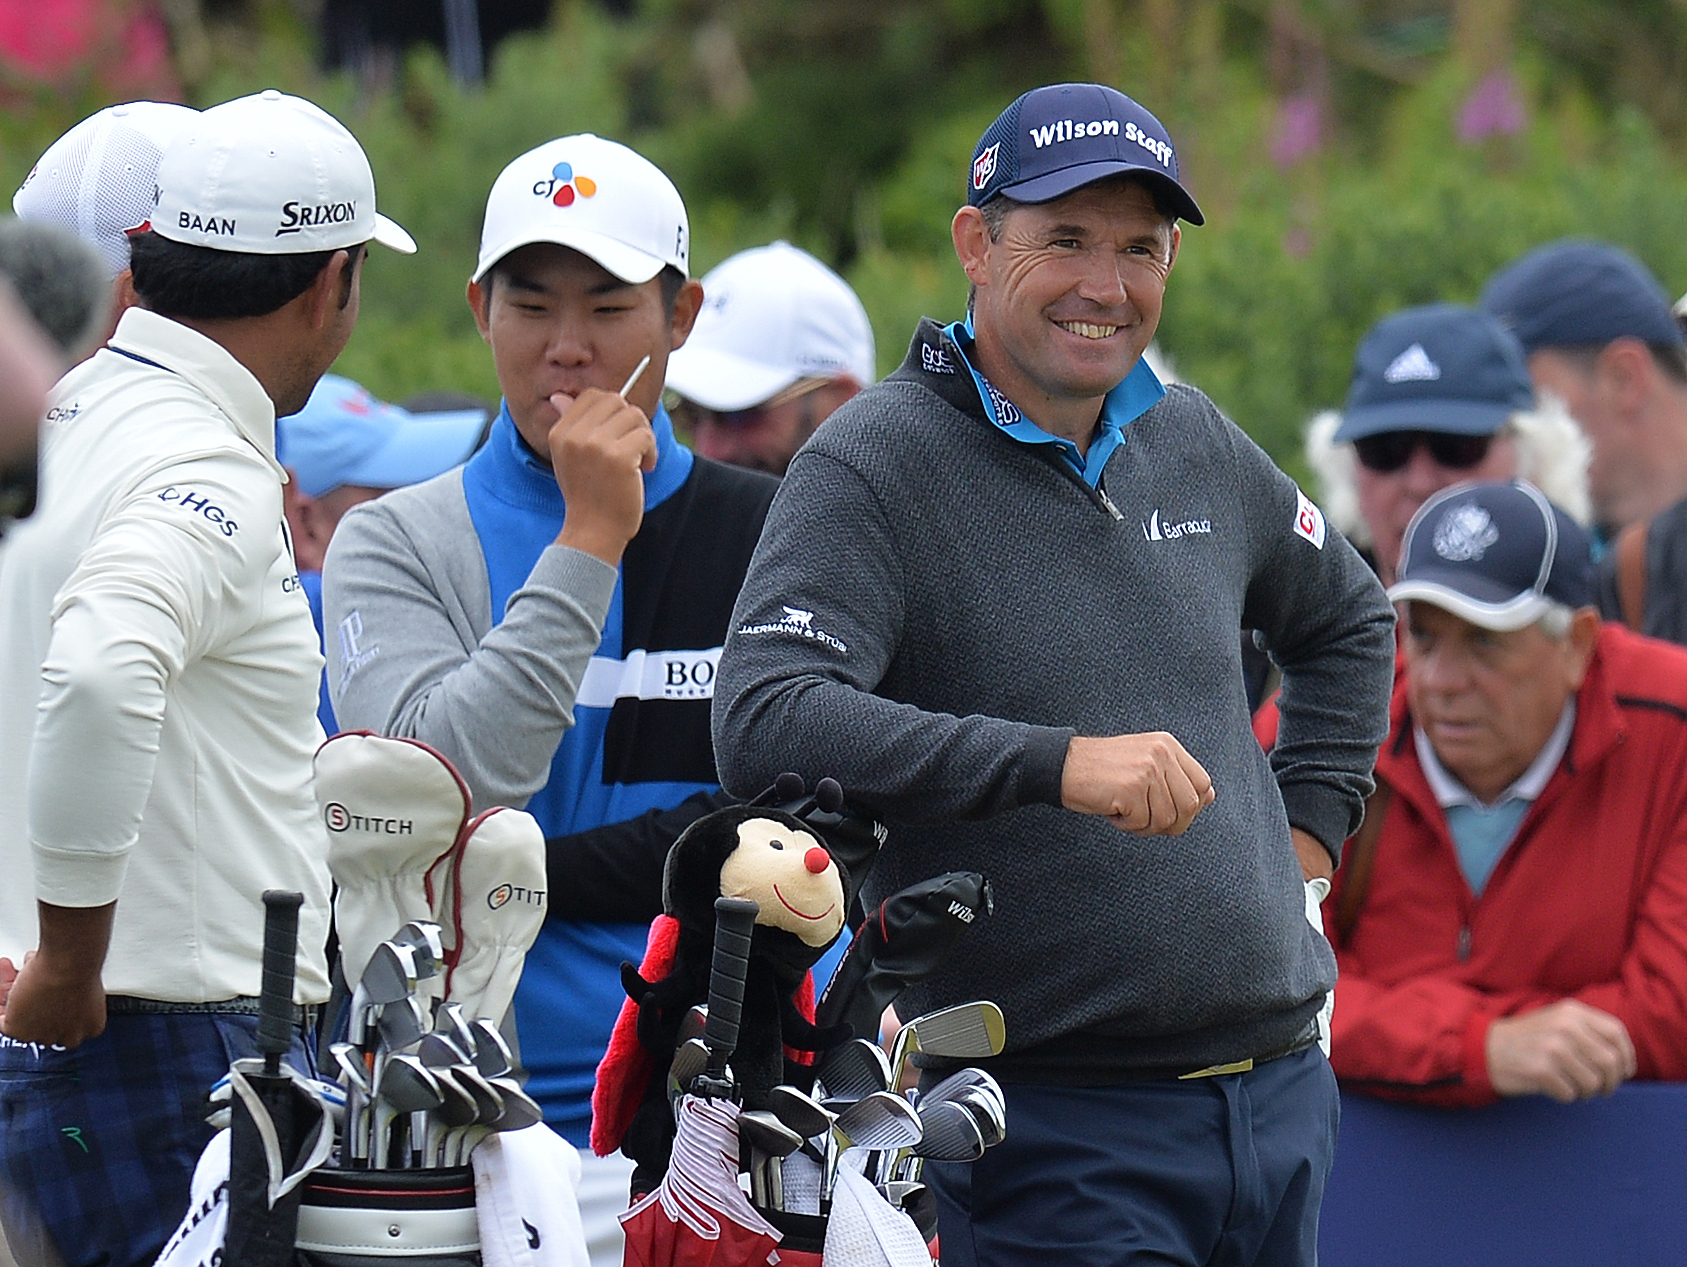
720, 817, 845, 948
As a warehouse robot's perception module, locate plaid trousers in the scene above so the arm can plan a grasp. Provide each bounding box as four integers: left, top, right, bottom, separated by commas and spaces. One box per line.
0, 1011, 312, 1267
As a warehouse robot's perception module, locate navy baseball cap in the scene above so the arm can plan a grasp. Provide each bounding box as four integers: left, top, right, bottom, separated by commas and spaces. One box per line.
1389, 481, 1592, 631
278, 375, 488, 498
1334, 304, 1534, 443
1480, 239, 1683, 354
967, 83, 1204, 225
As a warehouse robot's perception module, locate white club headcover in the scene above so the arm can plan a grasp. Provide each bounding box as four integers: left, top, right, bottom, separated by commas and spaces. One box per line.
316, 732, 471, 990
441, 807, 547, 1023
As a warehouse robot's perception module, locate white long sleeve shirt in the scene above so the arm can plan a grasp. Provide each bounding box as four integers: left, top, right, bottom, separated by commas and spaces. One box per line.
0, 308, 330, 1003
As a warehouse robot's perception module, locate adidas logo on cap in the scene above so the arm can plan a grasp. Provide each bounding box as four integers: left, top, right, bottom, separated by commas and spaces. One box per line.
1384, 343, 1442, 384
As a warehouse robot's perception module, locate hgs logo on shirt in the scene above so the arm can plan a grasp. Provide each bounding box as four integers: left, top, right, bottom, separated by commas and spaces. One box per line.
157, 486, 238, 537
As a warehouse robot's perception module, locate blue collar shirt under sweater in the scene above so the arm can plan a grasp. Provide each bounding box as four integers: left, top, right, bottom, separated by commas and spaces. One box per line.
461, 403, 712, 1144
940, 315, 1166, 487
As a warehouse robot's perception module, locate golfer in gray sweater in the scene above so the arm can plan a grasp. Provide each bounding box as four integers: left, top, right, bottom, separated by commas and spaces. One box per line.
713, 85, 1395, 1266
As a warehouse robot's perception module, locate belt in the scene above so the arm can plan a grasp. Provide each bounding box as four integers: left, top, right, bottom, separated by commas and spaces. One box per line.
106, 994, 320, 1029
1177, 1029, 1318, 1080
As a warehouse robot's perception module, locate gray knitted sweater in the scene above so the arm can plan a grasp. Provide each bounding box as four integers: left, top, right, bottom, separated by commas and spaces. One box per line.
712, 320, 1396, 1081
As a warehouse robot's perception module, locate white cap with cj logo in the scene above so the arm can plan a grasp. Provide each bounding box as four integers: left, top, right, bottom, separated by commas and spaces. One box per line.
472, 133, 689, 285
151, 89, 415, 256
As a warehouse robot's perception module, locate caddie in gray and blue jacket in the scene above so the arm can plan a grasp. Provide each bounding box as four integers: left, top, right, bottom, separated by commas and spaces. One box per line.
713, 83, 1396, 1267
324, 133, 776, 1267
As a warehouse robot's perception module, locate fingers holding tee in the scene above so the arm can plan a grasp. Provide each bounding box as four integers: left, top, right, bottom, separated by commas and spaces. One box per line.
549, 387, 657, 564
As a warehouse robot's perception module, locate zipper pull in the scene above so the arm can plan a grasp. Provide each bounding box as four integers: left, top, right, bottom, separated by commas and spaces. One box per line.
1456, 925, 1472, 962
1096, 483, 1124, 521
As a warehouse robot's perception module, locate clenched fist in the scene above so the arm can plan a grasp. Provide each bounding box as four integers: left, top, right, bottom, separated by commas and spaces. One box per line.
549, 387, 659, 564
1061, 732, 1216, 836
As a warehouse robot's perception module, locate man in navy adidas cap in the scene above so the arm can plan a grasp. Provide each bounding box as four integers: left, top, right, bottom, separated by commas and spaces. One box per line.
716, 82, 1395, 1267
1333, 304, 1541, 585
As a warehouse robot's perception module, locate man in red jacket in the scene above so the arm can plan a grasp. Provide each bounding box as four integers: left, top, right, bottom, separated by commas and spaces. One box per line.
1328, 479, 1687, 1106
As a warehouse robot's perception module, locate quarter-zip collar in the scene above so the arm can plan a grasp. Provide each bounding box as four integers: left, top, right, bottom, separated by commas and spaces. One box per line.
936, 312, 1165, 488
107, 307, 283, 480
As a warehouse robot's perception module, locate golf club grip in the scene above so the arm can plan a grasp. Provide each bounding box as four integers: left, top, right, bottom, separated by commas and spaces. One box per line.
257, 890, 304, 1058
702, 897, 758, 1071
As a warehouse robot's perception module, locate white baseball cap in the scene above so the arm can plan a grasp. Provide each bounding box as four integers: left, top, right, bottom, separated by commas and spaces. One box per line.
152, 89, 414, 256
13, 101, 199, 278
472, 134, 688, 285
664, 241, 875, 411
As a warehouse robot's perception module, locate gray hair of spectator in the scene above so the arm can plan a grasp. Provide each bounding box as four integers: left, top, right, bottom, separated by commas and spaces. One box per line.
0, 217, 111, 361
1303, 394, 1593, 550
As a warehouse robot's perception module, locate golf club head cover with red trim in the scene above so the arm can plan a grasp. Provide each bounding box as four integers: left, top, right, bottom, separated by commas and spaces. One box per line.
439, 806, 547, 1023
315, 731, 470, 989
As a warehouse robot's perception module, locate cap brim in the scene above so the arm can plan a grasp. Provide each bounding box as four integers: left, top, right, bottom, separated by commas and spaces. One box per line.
1002, 161, 1204, 225
1333, 399, 1515, 443
1386, 577, 1552, 632
664, 346, 799, 412
473, 225, 666, 285
373, 213, 417, 254
340, 408, 487, 490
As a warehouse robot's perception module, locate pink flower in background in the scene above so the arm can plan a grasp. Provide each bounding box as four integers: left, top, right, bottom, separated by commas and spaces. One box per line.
0, 0, 176, 97
1459, 69, 1527, 144
1271, 94, 1323, 168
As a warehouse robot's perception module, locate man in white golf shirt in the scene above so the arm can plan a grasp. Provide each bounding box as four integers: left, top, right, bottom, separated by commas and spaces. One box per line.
664, 240, 874, 475
0, 90, 413, 1267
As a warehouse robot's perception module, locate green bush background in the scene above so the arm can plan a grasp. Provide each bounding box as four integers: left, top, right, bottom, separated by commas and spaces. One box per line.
6, 0, 1687, 476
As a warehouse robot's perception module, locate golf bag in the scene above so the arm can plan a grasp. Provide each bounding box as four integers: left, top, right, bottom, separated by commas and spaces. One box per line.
294, 1168, 479, 1267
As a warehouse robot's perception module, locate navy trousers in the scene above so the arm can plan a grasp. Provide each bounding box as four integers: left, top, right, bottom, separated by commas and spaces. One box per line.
926, 1046, 1339, 1267
0, 1012, 312, 1267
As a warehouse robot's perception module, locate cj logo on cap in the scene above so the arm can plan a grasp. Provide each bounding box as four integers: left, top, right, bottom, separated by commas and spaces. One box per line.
973, 143, 999, 192
531, 161, 597, 208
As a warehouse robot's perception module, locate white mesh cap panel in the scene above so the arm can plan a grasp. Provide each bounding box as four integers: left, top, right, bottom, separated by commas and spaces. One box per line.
13, 102, 197, 277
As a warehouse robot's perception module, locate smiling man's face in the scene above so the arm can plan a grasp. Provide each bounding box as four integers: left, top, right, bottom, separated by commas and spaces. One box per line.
959, 178, 1177, 427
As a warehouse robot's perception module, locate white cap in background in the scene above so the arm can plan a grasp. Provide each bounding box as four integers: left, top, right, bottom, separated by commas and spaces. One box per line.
13, 101, 199, 277
152, 89, 414, 256
473, 134, 688, 285
665, 241, 875, 411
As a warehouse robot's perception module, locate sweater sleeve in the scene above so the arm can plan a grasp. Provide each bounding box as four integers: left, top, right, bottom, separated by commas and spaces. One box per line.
712, 450, 1073, 820
1232, 420, 1396, 860
322, 493, 617, 810
29, 450, 275, 907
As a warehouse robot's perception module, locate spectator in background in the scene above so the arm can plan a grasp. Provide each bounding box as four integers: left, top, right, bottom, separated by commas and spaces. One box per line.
1258, 304, 1590, 742
1325, 481, 1687, 1106
0, 219, 111, 535
665, 240, 874, 475
13, 100, 198, 349
277, 374, 489, 732
0, 278, 57, 470
1303, 304, 1590, 589
1482, 240, 1687, 644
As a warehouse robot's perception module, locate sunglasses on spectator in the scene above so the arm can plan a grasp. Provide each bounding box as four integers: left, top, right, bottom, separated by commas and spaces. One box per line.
1353, 430, 1495, 473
